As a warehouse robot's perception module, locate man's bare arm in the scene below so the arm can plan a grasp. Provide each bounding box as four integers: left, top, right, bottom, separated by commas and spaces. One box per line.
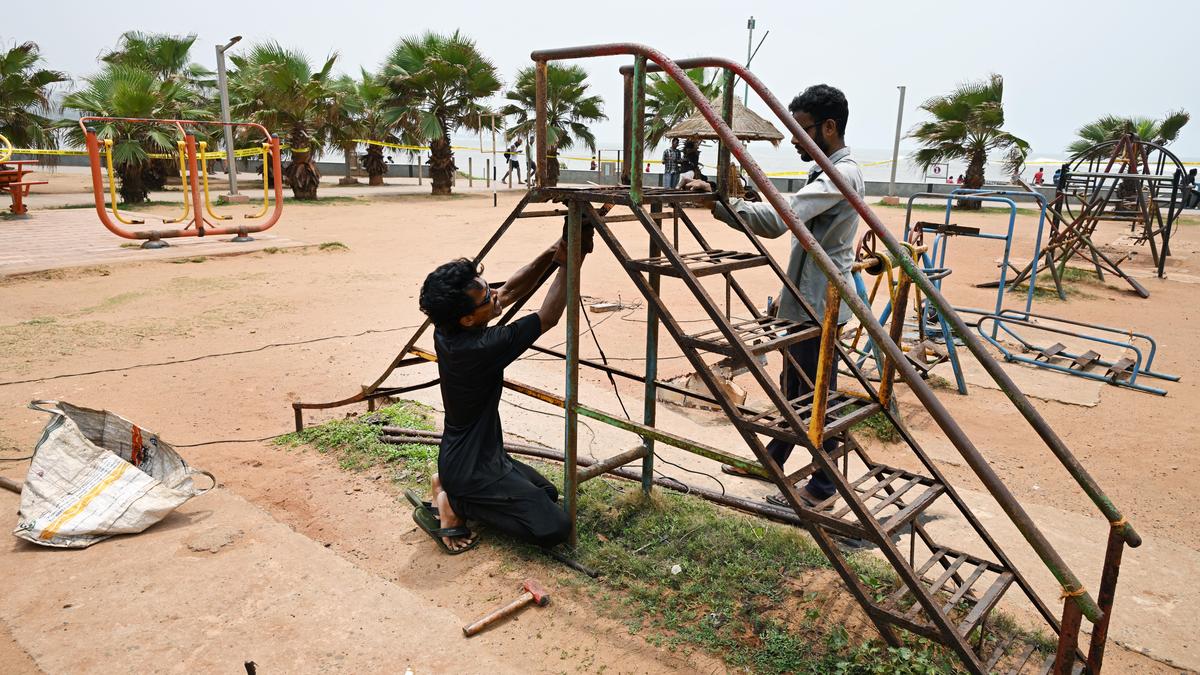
496, 240, 561, 308
534, 264, 570, 334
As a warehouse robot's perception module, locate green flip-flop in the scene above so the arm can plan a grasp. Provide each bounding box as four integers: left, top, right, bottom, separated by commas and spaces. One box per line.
405, 488, 438, 516
412, 504, 479, 555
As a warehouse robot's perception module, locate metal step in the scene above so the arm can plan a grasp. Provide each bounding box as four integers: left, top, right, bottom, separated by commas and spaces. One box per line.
680, 317, 821, 357
626, 249, 767, 278
982, 634, 1081, 675
736, 391, 881, 444
803, 464, 946, 536
874, 545, 1014, 644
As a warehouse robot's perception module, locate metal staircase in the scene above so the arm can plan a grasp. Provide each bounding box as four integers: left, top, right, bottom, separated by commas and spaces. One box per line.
293, 45, 1142, 674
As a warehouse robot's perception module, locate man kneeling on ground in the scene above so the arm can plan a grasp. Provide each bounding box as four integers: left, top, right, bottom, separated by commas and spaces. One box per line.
412, 236, 584, 553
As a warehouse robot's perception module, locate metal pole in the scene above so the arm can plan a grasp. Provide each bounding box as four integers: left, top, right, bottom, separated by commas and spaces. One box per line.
717, 71, 735, 197
468, 157, 473, 187
535, 61, 549, 188
215, 36, 242, 200
642, 202, 662, 494
887, 85, 906, 201
563, 201, 583, 546
630, 56, 646, 204
744, 16, 755, 104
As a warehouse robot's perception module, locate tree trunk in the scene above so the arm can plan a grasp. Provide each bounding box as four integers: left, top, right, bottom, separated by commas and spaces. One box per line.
284, 129, 321, 200
429, 135, 454, 195
958, 148, 987, 210
544, 144, 560, 187
363, 145, 387, 186
339, 145, 360, 185
117, 162, 150, 204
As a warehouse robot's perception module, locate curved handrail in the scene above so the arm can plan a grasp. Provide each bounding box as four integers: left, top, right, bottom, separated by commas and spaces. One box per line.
79, 117, 283, 241
198, 141, 232, 221
533, 44, 1124, 621
101, 139, 143, 225
0, 133, 12, 163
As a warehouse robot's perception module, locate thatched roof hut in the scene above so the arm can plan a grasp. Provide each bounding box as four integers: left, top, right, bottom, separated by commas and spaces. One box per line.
665, 95, 785, 146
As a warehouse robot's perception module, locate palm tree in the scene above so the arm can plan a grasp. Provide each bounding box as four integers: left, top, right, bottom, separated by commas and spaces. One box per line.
61, 64, 210, 203
0, 42, 68, 151
1067, 110, 1190, 156
228, 42, 338, 200
101, 31, 214, 90
909, 74, 1029, 209
335, 69, 413, 186
327, 75, 368, 185
382, 31, 500, 195
501, 63, 605, 186
99, 31, 215, 190
644, 68, 721, 151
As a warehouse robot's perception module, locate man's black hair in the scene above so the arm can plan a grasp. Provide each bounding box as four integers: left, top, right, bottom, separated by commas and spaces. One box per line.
789, 84, 849, 137
419, 258, 483, 329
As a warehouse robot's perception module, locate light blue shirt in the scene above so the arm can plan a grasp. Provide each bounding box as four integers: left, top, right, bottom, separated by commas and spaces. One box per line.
713, 146, 864, 326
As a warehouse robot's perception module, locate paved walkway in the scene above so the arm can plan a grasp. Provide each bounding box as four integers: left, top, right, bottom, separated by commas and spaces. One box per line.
0, 209, 306, 277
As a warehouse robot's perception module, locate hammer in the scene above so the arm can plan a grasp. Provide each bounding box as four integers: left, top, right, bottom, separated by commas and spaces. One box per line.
462, 578, 549, 637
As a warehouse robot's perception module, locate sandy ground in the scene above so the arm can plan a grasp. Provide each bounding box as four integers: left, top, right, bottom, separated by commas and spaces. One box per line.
1, 176, 1196, 672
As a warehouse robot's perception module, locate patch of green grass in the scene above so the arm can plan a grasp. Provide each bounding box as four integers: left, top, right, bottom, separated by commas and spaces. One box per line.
54, 199, 180, 210
169, 256, 207, 264
19, 317, 55, 326
1011, 265, 1101, 301
852, 410, 901, 444
318, 241, 348, 251
262, 246, 283, 254
286, 401, 1051, 674
119, 242, 142, 249
287, 195, 360, 204
276, 401, 436, 474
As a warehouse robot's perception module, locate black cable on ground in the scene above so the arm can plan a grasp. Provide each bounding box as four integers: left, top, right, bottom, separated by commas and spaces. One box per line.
0, 325, 420, 388
576, 297, 727, 496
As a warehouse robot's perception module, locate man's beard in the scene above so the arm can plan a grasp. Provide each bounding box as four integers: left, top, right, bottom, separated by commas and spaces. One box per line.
799, 131, 828, 163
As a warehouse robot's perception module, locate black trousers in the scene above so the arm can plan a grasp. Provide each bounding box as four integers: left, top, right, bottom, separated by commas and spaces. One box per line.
766, 333, 840, 499
448, 459, 571, 548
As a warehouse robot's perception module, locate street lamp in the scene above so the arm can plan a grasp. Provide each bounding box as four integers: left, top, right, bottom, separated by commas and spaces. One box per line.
885, 85, 906, 204
744, 17, 769, 105
216, 35, 246, 203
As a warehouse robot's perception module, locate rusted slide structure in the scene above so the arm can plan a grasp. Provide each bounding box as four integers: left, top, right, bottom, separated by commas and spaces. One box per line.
295, 45, 1139, 674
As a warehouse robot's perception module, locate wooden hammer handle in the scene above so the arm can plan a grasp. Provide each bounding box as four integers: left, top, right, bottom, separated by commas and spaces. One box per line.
0, 476, 21, 494
462, 591, 533, 637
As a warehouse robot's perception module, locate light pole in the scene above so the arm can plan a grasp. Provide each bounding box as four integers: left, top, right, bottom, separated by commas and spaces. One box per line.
216, 35, 247, 204
743, 17, 769, 105
884, 85, 906, 205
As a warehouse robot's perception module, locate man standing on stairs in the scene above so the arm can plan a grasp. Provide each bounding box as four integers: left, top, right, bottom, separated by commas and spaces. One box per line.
684, 84, 864, 509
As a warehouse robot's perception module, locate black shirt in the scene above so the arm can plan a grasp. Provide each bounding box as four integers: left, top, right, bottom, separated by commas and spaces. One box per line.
434, 313, 542, 495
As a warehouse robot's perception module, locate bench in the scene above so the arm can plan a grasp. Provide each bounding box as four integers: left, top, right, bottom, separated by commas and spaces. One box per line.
0, 160, 46, 215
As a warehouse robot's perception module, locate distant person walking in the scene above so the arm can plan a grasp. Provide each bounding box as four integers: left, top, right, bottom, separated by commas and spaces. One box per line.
1034, 167, 1044, 185
1053, 167, 1062, 188
662, 138, 681, 189
500, 138, 523, 185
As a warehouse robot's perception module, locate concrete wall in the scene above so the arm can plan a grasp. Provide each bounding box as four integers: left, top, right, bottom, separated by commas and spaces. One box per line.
38, 156, 1055, 201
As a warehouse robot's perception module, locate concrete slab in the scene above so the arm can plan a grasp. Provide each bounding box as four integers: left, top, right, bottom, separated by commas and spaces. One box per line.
0, 486, 559, 673
1, 209, 306, 277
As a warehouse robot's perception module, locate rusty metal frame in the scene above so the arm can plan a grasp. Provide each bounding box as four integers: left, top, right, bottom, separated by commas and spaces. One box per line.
294, 44, 1141, 674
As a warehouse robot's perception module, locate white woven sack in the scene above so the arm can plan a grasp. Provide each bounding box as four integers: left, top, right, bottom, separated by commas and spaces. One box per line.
14, 401, 215, 548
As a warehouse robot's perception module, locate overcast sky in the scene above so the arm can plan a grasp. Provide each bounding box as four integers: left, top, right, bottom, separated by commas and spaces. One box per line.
10, 0, 1199, 164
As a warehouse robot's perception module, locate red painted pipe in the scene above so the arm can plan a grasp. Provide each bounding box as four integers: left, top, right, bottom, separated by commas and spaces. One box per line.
80, 116, 284, 242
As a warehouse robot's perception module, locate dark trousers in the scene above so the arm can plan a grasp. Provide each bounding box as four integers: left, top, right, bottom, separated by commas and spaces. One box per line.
767, 334, 839, 499
449, 459, 571, 548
